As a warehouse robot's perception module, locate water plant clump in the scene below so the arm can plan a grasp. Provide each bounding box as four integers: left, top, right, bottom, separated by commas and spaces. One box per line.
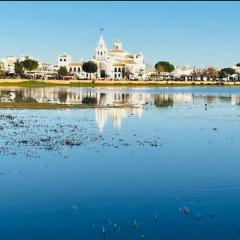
0, 112, 162, 159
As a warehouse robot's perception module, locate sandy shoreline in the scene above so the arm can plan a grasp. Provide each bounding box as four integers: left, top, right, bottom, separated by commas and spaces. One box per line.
0, 78, 240, 87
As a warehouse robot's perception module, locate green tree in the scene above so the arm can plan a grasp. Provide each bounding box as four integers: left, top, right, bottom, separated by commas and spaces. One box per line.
219, 68, 236, 79
82, 61, 98, 79
155, 61, 175, 74
219, 71, 228, 79
14, 61, 24, 77
58, 66, 68, 77
236, 63, 240, 67
22, 59, 38, 71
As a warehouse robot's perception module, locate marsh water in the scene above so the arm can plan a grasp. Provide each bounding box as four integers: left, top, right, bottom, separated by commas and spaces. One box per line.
0, 86, 240, 239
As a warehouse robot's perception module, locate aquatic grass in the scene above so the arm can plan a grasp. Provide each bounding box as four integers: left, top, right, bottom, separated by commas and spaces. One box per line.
0, 102, 141, 109
0, 79, 239, 88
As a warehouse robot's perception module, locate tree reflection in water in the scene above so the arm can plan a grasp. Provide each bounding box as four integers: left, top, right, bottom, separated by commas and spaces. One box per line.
154, 94, 174, 107
58, 91, 68, 103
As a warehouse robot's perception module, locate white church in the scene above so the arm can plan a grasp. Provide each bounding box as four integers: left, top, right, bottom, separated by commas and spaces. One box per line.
58, 31, 146, 80
92, 32, 146, 79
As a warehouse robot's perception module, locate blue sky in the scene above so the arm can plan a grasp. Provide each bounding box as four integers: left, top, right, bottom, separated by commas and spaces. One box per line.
0, 1, 239, 68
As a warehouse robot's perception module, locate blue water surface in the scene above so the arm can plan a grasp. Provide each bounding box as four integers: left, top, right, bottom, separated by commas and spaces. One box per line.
0, 86, 240, 240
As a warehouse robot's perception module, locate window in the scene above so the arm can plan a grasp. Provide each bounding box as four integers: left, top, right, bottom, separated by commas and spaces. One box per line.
60, 59, 62, 62
118, 68, 121, 72
100, 52, 102, 56
70, 67, 72, 72
114, 74, 117, 78
114, 68, 117, 72
116, 46, 118, 50
78, 67, 80, 72
118, 74, 121, 77
64, 59, 66, 62
74, 67, 76, 72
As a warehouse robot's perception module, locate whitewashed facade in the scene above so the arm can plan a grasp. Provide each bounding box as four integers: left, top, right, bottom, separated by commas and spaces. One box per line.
56, 33, 146, 80
58, 54, 72, 67
0, 55, 17, 73
233, 65, 240, 74
172, 65, 194, 78
92, 33, 146, 80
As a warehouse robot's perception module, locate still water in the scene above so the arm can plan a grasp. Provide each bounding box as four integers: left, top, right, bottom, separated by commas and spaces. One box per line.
0, 86, 240, 239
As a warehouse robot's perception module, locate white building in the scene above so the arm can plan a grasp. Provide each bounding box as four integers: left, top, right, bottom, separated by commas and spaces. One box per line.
229, 73, 240, 81
233, 64, 240, 74
57, 54, 86, 78
68, 62, 88, 79
58, 53, 72, 67
172, 65, 194, 79
37, 62, 52, 72
92, 33, 146, 80
0, 55, 17, 73
56, 32, 146, 80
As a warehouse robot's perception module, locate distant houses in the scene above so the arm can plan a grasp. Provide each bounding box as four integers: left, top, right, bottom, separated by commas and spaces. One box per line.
0, 52, 239, 82
0, 31, 147, 80
0, 55, 17, 74
56, 32, 146, 80
0, 31, 239, 81
233, 64, 240, 74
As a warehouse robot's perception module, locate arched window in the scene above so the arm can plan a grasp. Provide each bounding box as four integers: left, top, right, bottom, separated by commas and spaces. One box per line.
60, 59, 62, 62
118, 68, 121, 72
78, 67, 80, 72
70, 67, 72, 72
114, 67, 117, 72
64, 59, 66, 62
74, 67, 76, 72
100, 52, 102, 56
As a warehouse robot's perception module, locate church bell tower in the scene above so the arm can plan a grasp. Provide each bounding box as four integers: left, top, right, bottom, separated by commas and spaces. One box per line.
96, 28, 108, 61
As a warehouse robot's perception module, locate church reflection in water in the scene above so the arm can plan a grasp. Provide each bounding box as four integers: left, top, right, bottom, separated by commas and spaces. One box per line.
1, 87, 240, 131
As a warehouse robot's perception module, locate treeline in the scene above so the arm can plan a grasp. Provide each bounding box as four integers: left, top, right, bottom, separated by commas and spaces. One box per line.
154, 61, 239, 80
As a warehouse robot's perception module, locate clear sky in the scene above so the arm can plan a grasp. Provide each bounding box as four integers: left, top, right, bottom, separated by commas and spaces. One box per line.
0, 1, 239, 68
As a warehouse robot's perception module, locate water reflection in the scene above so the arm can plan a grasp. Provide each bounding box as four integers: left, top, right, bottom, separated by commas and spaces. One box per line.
1, 87, 240, 132
95, 107, 143, 132
1, 88, 240, 105
1, 87, 240, 239
0, 88, 149, 106
154, 94, 174, 107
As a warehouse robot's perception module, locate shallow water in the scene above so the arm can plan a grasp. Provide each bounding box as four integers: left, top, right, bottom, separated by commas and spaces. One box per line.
0, 86, 240, 239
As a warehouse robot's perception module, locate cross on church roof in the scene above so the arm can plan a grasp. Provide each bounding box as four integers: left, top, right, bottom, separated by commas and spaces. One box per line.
116, 34, 120, 42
